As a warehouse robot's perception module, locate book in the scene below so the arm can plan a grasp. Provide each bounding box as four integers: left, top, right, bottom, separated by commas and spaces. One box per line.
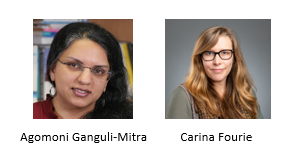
33, 45, 39, 103
42, 47, 53, 99
42, 31, 58, 37
33, 36, 54, 45
127, 42, 133, 69
43, 28, 61, 32
120, 42, 133, 87
33, 31, 42, 36
33, 31, 58, 37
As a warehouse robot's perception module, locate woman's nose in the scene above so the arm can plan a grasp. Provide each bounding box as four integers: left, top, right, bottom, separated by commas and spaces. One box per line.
213, 54, 221, 65
77, 68, 93, 85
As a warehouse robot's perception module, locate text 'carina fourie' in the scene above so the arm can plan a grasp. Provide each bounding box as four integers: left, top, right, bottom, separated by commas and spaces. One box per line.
181, 133, 252, 141
20, 132, 147, 143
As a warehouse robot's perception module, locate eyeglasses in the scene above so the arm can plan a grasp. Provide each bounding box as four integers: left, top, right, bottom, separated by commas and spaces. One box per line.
200, 50, 234, 61
57, 59, 112, 81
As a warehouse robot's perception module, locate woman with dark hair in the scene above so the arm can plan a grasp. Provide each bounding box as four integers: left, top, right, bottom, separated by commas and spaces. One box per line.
166, 26, 263, 119
33, 22, 133, 119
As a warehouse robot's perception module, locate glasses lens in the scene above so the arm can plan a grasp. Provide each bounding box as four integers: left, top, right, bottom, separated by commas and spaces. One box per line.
90, 68, 111, 81
202, 51, 215, 60
220, 50, 232, 59
67, 62, 83, 71
90, 68, 112, 81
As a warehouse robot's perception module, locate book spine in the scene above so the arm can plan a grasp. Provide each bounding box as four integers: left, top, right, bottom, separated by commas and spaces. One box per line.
121, 43, 133, 87
42, 31, 58, 37
43, 47, 53, 99
128, 42, 133, 69
33, 36, 54, 45
43, 28, 61, 32
37, 47, 40, 100
33, 45, 38, 103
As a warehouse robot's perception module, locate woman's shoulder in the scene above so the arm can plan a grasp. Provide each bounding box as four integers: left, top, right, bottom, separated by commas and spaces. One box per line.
171, 85, 190, 99
166, 85, 194, 119
168, 86, 191, 109
33, 100, 46, 119
33, 100, 47, 119
33, 95, 58, 119
33, 101, 44, 112
172, 85, 194, 104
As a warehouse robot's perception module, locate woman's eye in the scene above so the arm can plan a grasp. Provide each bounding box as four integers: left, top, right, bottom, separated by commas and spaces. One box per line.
206, 52, 212, 55
93, 69, 105, 75
68, 63, 79, 68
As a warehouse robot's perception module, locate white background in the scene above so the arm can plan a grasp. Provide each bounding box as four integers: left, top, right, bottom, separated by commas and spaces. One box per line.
1, 0, 288, 150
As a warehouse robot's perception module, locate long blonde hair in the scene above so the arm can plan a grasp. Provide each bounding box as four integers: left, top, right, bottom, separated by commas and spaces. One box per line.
184, 26, 259, 119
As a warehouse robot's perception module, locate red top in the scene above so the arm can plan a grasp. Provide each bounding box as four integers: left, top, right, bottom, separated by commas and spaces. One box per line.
33, 95, 58, 119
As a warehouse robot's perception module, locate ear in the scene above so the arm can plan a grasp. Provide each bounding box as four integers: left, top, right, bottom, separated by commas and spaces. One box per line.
50, 65, 56, 81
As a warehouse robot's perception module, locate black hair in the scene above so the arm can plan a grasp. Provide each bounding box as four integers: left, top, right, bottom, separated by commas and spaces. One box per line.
46, 22, 132, 119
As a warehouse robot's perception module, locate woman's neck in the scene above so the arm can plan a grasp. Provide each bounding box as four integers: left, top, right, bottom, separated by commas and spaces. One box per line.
51, 95, 95, 119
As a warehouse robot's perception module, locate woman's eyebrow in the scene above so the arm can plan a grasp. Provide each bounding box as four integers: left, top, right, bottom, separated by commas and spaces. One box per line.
67, 56, 109, 68
66, 57, 84, 64
93, 65, 109, 68
208, 49, 232, 51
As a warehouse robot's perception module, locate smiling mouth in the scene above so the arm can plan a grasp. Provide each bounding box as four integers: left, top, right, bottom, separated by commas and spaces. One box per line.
212, 69, 224, 73
72, 88, 91, 97
72, 88, 91, 94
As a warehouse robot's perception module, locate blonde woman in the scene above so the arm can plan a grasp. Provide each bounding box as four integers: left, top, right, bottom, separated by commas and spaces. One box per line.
166, 26, 263, 119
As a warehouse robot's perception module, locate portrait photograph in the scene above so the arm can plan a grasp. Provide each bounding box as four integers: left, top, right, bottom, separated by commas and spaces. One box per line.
165, 19, 271, 119
33, 19, 133, 119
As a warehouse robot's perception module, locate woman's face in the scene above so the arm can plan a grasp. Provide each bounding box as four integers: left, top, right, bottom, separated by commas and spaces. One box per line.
202, 36, 234, 84
50, 39, 109, 110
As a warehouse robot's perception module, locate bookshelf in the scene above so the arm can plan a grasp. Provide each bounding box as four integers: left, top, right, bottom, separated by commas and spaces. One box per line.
33, 19, 133, 42
33, 19, 133, 102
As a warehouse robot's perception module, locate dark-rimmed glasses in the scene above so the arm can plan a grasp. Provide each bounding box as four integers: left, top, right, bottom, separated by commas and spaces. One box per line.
200, 50, 234, 61
57, 59, 112, 81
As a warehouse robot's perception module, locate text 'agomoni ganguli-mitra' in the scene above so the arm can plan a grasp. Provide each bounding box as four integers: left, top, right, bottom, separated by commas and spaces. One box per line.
20, 132, 147, 143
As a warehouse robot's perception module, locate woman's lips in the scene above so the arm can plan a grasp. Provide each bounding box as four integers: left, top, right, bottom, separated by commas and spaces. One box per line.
212, 69, 224, 73
72, 88, 91, 97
